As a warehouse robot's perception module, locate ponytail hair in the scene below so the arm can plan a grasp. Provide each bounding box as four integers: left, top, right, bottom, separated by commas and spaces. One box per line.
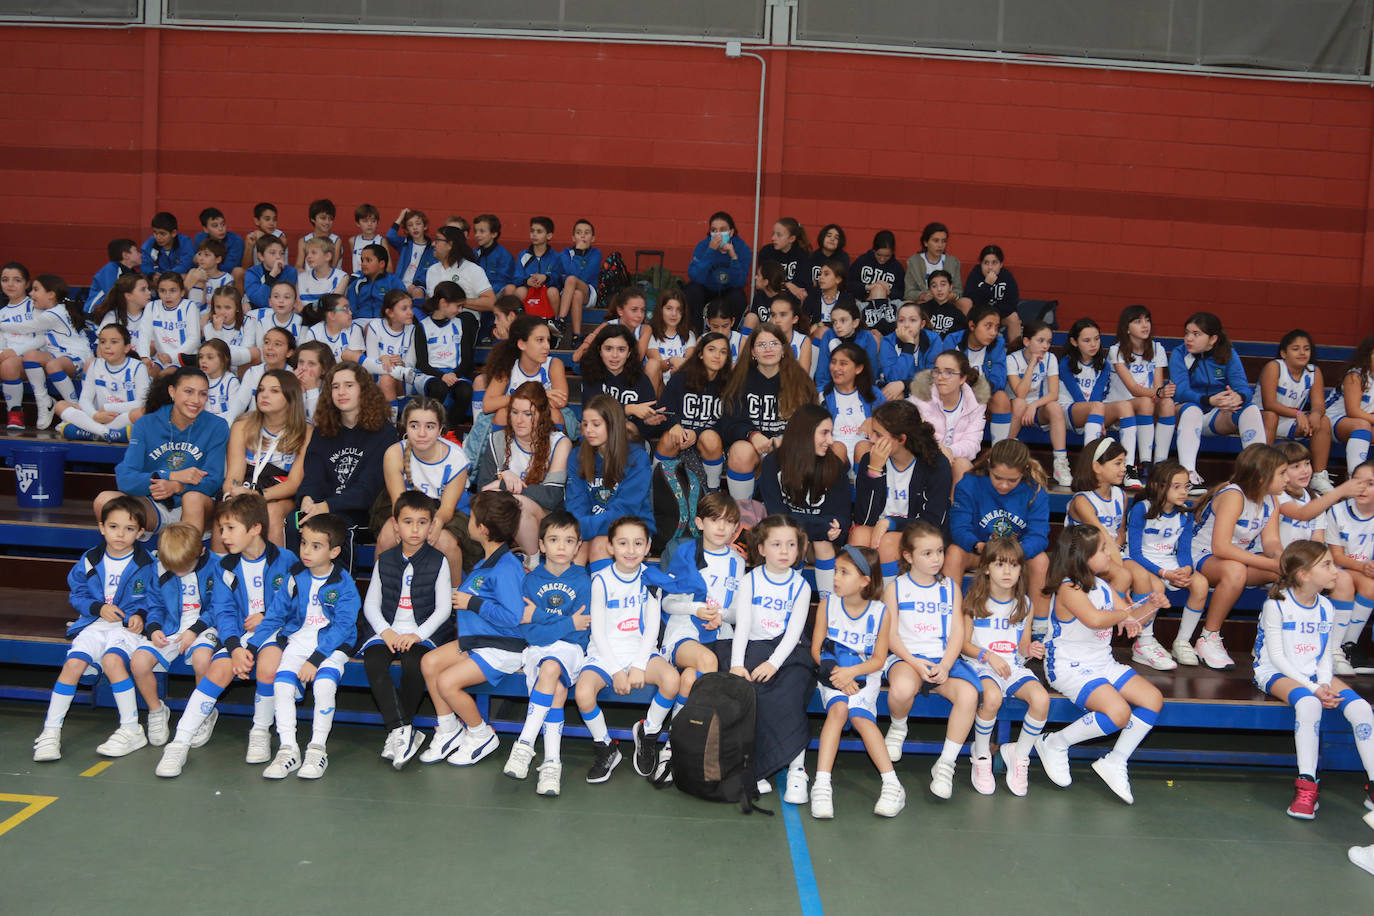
1045, 525, 1101, 596
1269, 540, 1330, 600
971, 439, 1049, 491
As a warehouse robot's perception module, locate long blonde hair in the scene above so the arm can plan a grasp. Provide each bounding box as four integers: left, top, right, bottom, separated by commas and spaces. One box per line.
241, 369, 307, 457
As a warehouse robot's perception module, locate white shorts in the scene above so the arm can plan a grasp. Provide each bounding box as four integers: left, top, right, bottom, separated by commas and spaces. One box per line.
1253, 663, 1316, 695
133, 636, 186, 669
68, 620, 144, 672
144, 498, 182, 537
522, 641, 585, 692
818, 674, 881, 722
582, 651, 664, 685
1046, 658, 1137, 708
661, 617, 729, 665
273, 637, 349, 698
469, 645, 524, 685
45, 346, 84, 370
967, 656, 1041, 698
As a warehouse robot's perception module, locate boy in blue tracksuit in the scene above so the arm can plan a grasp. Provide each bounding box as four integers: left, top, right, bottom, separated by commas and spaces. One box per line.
33, 495, 155, 763
245, 513, 360, 780
386, 209, 436, 295
348, 243, 408, 321
244, 235, 299, 309
86, 238, 142, 314
473, 214, 516, 295
554, 219, 603, 342
129, 522, 220, 749
155, 493, 297, 777
512, 217, 564, 311
140, 211, 195, 276
1169, 312, 1264, 486
193, 207, 245, 277
112, 367, 228, 538
503, 511, 593, 795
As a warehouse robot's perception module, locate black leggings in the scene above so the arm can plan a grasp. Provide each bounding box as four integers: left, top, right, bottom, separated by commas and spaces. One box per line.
362, 642, 432, 731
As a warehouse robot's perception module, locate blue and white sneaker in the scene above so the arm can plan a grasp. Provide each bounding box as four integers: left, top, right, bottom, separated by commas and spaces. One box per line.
448, 724, 498, 766
58, 421, 101, 442
419, 725, 465, 764
105, 425, 130, 444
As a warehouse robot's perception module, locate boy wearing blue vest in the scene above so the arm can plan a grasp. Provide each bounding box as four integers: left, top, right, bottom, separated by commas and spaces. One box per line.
34, 496, 156, 762
348, 244, 407, 321
155, 493, 297, 777
504, 511, 592, 796
360, 492, 455, 770
245, 513, 360, 780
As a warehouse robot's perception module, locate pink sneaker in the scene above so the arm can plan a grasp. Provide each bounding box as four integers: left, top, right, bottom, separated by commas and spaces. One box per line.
970, 754, 995, 795
1000, 744, 1029, 797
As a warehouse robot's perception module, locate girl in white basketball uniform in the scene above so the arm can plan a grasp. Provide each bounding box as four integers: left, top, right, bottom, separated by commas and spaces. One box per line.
197, 339, 241, 425
1326, 460, 1374, 674
1037, 526, 1166, 804
202, 287, 261, 369
300, 293, 364, 363
960, 537, 1050, 797
1251, 540, 1374, 819
1106, 305, 1176, 469
1257, 330, 1334, 492
1327, 337, 1374, 474
729, 515, 814, 803
881, 522, 982, 801
365, 289, 427, 403
808, 545, 904, 819
55, 323, 150, 441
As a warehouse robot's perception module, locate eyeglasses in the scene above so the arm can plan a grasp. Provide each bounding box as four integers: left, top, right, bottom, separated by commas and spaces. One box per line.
329, 307, 352, 314
754, 340, 782, 351
931, 367, 961, 377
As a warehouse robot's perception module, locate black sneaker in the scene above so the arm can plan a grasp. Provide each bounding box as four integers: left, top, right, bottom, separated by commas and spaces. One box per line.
632, 720, 659, 777
1343, 641, 1374, 675
586, 739, 621, 784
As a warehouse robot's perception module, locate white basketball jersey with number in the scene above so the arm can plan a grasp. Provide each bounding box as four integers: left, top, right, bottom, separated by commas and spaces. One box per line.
1066, 487, 1126, 537
1046, 577, 1116, 673
823, 595, 885, 667
406, 439, 470, 501
968, 596, 1028, 662
508, 356, 554, 394
594, 564, 659, 663
892, 574, 956, 658
1136, 504, 1188, 570
1327, 499, 1374, 563
302, 322, 363, 360
297, 267, 347, 303
744, 567, 807, 641
1192, 484, 1275, 561
1253, 589, 1332, 683
504, 431, 566, 481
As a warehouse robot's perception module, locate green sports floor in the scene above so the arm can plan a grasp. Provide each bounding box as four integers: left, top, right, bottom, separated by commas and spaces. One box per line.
3, 700, 1373, 915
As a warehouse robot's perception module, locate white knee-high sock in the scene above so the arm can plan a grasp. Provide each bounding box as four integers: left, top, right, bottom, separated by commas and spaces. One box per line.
1154, 415, 1176, 462
725, 468, 755, 501
273, 679, 299, 749
1176, 604, 1205, 645
1176, 407, 1204, 472
1109, 708, 1157, 761
1136, 416, 1155, 463
1332, 599, 1354, 648
1347, 429, 1372, 470
171, 680, 223, 743
583, 705, 609, 743
254, 681, 276, 729
1052, 710, 1118, 748
44, 681, 77, 729
23, 362, 52, 406
1014, 714, 1046, 758
814, 556, 835, 601
1118, 416, 1138, 465
543, 709, 565, 761
1340, 696, 1374, 779
310, 677, 338, 747
2, 378, 23, 410
1350, 595, 1374, 645
1237, 404, 1264, 447
702, 455, 723, 490
110, 676, 139, 726
520, 689, 555, 745
1083, 411, 1105, 444
1293, 693, 1322, 777
60, 406, 108, 436
972, 715, 995, 757
989, 411, 1012, 443
48, 370, 76, 401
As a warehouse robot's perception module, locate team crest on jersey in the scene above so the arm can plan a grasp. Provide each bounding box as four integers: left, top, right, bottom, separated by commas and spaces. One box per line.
547, 592, 565, 609
132, 580, 145, 595
990, 517, 1017, 538
1358, 723, 1372, 741
471, 576, 486, 591
166, 452, 187, 470
272, 573, 285, 589
324, 588, 339, 604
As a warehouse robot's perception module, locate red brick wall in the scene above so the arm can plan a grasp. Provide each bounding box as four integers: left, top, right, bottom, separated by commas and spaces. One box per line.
2, 26, 1371, 342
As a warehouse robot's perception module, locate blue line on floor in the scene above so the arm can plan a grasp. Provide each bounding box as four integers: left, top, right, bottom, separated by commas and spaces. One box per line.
777, 773, 823, 916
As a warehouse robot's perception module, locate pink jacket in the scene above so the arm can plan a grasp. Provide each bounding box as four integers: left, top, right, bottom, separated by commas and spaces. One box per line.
908, 370, 990, 461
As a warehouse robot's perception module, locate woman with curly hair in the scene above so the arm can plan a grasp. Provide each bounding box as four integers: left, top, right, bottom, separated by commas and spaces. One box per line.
291, 361, 398, 558
476, 381, 572, 557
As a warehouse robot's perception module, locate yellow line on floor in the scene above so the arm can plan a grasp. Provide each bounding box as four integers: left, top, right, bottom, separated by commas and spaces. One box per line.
79, 762, 113, 778
0, 793, 58, 837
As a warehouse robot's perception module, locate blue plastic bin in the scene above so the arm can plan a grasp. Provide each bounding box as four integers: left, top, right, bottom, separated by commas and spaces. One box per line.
10, 443, 67, 508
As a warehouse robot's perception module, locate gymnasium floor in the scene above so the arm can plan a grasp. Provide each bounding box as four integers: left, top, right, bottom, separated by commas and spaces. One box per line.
3, 701, 1372, 914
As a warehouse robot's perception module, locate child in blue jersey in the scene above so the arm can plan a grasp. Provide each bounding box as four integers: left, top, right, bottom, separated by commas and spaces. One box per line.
1171, 311, 1265, 491
945, 304, 1011, 440
387, 208, 436, 297
1060, 318, 1142, 487
554, 218, 602, 344
418, 491, 527, 766
86, 237, 141, 315
813, 299, 880, 391
1257, 329, 1334, 493
1326, 335, 1374, 479
809, 545, 904, 819
1253, 540, 1374, 819
661, 492, 744, 700
959, 537, 1050, 797
242, 513, 358, 780
1126, 461, 1210, 670
1007, 319, 1071, 487
33, 496, 155, 763
882, 522, 982, 800
576, 515, 683, 783
193, 207, 245, 281
140, 211, 194, 276
822, 342, 884, 467
360, 492, 455, 769
473, 214, 516, 296
504, 512, 591, 796
155, 493, 298, 777
148, 272, 201, 376
512, 216, 563, 314
946, 439, 1052, 620
1036, 526, 1167, 804
130, 523, 220, 749
347, 244, 407, 322
1184, 443, 1286, 669
566, 395, 655, 564
244, 236, 299, 310
878, 301, 941, 400
730, 515, 815, 801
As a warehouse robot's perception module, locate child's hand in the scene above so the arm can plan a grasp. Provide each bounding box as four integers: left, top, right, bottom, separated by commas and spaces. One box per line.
546, 388, 568, 410
231, 647, 254, 678
151, 630, 169, 649
529, 274, 546, 287
982, 265, 999, 284
628, 667, 646, 691
827, 518, 842, 542
1021, 404, 1038, 426
869, 436, 893, 469
299, 662, 317, 685
93, 410, 118, 424
1315, 683, 1340, 708
382, 628, 401, 652
882, 381, 907, 401
99, 603, 124, 623
928, 663, 949, 685
829, 666, 855, 691
452, 590, 470, 610
1117, 617, 1143, 639
244, 612, 264, 632
751, 661, 778, 683
125, 614, 144, 635
989, 654, 1012, 678
176, 629, 196, 652
1164, 568, 1190, 588
499, 470, 525, 495
571, 609, 591, 631
522, 598, 536, 624
613, 670, 632, 695
394, 633, 418, 651
730, 666, 750, 679
1024, 641, 1047, 660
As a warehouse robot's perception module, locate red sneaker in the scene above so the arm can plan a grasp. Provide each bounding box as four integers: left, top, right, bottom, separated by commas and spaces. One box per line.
5, 408, 23, 429
1287, 775, 1319, 819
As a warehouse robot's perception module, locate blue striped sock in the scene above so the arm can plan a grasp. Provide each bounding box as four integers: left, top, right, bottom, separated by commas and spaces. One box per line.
989, 411, 1012, 442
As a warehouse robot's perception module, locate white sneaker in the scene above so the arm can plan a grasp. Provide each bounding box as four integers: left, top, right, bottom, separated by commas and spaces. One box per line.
97, 724, 147, 758
447, 726, 498, 766
884, 718, 908, 762
155, 741, 189, 777
1000, 744, 1029, 797
504, 740, 536, 780
930, 759, 956, 799
392, 726, 425, 770
1310, 470, 1335, 495
32, 727, 61, 762
189, 709, 218, 748
1172, 639, 1200, 667
245, 726, 272, 764
756, 778, 774, 796
1035, 734, 1072, 787
147, 705, 170, 746
1195, 631, 1234, 669
1132, 637, 1178, 671
1334, 647, 1357, 677
34, 396, 54, 431
536, 760, 563, 797
1187, 470, 1207, 496
783, 768, 809, 805
874, 780, 906, 817
971, 754, 996, 795
381, 728, 400, 761
1091, 753, 1134, 804
297, 744, 328, 779
263, 745, 301, 779
1349, 845, 1374, 877
419, 726, 465, 764
1052, 456, 1073, 489
810, 781, 834, 819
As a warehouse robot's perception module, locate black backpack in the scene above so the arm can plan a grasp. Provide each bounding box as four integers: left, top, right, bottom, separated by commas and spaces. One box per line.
597, 251, 631, 300
655, 672, 770, 814
650, 455, 702, 557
